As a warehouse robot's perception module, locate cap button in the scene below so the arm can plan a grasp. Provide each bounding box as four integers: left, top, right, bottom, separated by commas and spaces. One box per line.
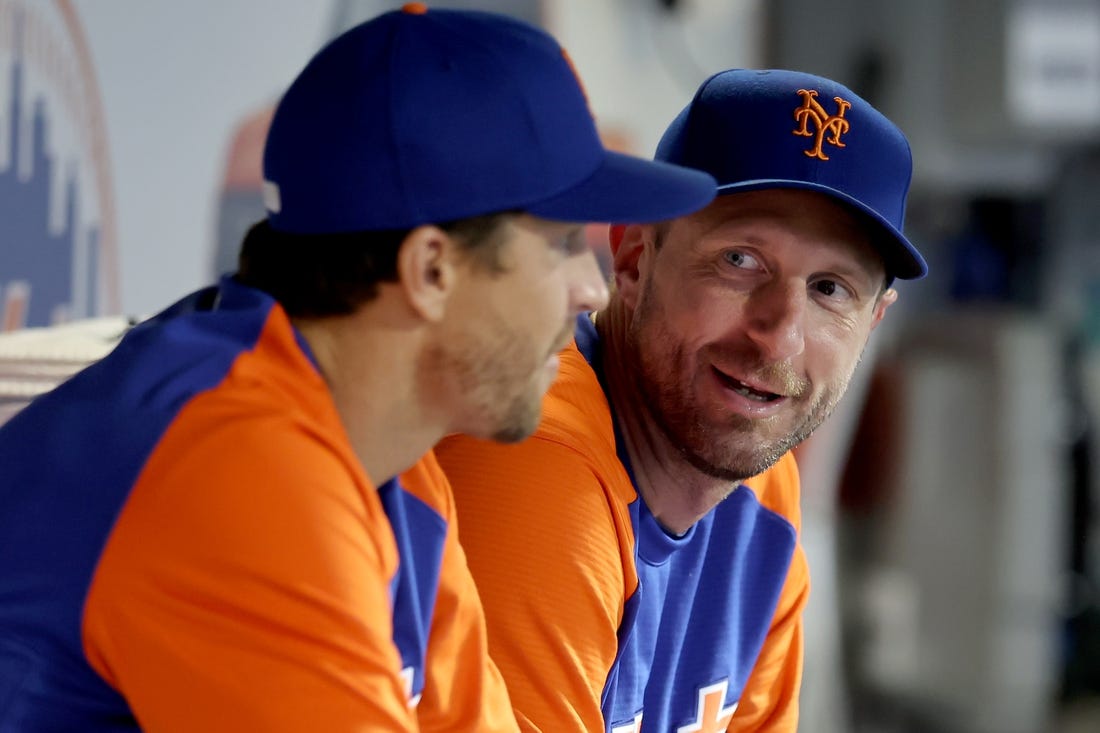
402, 2, 428, 13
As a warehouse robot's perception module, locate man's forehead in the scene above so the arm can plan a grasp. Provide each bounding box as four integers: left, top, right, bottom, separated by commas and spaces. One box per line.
678, 189, 887, 275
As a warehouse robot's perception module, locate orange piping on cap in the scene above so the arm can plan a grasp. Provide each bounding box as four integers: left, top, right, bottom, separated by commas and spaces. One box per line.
402, 2, 428, 14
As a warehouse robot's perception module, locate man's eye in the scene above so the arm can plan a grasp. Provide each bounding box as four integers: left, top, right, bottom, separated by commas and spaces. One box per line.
724, 250, 759, 269
813, 279, 853, 300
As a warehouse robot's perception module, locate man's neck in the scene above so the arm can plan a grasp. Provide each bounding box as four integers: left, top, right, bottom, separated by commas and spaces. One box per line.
294, 314, 443, 487
595, 301, 740, 536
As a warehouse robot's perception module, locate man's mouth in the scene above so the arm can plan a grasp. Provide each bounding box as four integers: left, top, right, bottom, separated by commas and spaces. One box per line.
713, 368, 783, 403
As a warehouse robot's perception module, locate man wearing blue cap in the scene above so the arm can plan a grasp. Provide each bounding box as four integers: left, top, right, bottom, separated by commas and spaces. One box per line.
0, 6, 716, 731
437, 68, 928, 732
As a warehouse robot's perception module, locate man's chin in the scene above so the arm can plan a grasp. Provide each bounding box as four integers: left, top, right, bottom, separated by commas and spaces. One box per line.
486, 402, 543, 445
489, 421, 537, 445
682, 446, 787, 483
675, 425, 797, 481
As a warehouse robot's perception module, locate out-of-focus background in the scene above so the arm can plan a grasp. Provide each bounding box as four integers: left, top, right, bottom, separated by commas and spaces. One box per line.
3, 1, 1100, 731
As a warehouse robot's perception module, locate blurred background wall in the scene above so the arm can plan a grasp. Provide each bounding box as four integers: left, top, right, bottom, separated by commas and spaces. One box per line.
4, 1, 1100, 731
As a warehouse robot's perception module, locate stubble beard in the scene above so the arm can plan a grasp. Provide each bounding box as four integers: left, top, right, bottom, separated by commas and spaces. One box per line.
422, 319, 572, 445
627, 295, 848, 482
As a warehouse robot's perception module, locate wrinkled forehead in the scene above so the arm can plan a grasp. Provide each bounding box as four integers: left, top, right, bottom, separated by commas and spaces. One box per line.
676, 189, 887, 279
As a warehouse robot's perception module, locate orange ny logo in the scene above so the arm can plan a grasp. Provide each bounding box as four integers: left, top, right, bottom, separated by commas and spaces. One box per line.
792, 89, 851, 161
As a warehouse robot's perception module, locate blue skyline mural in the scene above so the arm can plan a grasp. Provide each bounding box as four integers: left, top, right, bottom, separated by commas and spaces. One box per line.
1, 22, 99, 329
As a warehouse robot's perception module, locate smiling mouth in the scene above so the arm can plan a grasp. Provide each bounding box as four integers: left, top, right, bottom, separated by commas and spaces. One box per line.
713, 368, 783, 403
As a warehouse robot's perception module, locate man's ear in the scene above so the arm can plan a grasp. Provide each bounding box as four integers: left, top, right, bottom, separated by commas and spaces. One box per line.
396, 225, 456, 322
608, 224, 627, 257
870, 287, 898, 331
612, 223, 653, 310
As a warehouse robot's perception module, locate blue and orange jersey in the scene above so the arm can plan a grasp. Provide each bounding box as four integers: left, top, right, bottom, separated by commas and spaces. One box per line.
436, 313, 807, 732
0, 276, 516, 732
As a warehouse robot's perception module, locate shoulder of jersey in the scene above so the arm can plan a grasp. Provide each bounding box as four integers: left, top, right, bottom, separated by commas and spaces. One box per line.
742, 451, 802, 526
536, 341, 615, 459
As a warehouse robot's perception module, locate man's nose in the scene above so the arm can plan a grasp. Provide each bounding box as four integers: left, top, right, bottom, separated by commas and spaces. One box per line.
743, 278, 806, 362
570, 250, 610, 315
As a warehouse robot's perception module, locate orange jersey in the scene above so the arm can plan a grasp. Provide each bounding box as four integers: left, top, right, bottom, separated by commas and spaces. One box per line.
0, 278, 516, 732
437, 314, 807, 732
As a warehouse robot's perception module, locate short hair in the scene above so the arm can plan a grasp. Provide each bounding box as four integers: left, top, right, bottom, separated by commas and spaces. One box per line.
236, 213, 516, 317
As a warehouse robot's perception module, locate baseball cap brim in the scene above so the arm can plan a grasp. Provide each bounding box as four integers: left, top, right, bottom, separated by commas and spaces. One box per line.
718, 179, 929, 280
528, 150, 717, 225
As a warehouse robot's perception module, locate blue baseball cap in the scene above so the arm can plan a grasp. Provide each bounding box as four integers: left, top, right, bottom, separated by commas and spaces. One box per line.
656, 69, 927, 280
262, 4, 716, 235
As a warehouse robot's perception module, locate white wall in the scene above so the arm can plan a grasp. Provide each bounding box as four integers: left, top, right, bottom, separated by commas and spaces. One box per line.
547, 0, 762, 156
73, 1, 330, 316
